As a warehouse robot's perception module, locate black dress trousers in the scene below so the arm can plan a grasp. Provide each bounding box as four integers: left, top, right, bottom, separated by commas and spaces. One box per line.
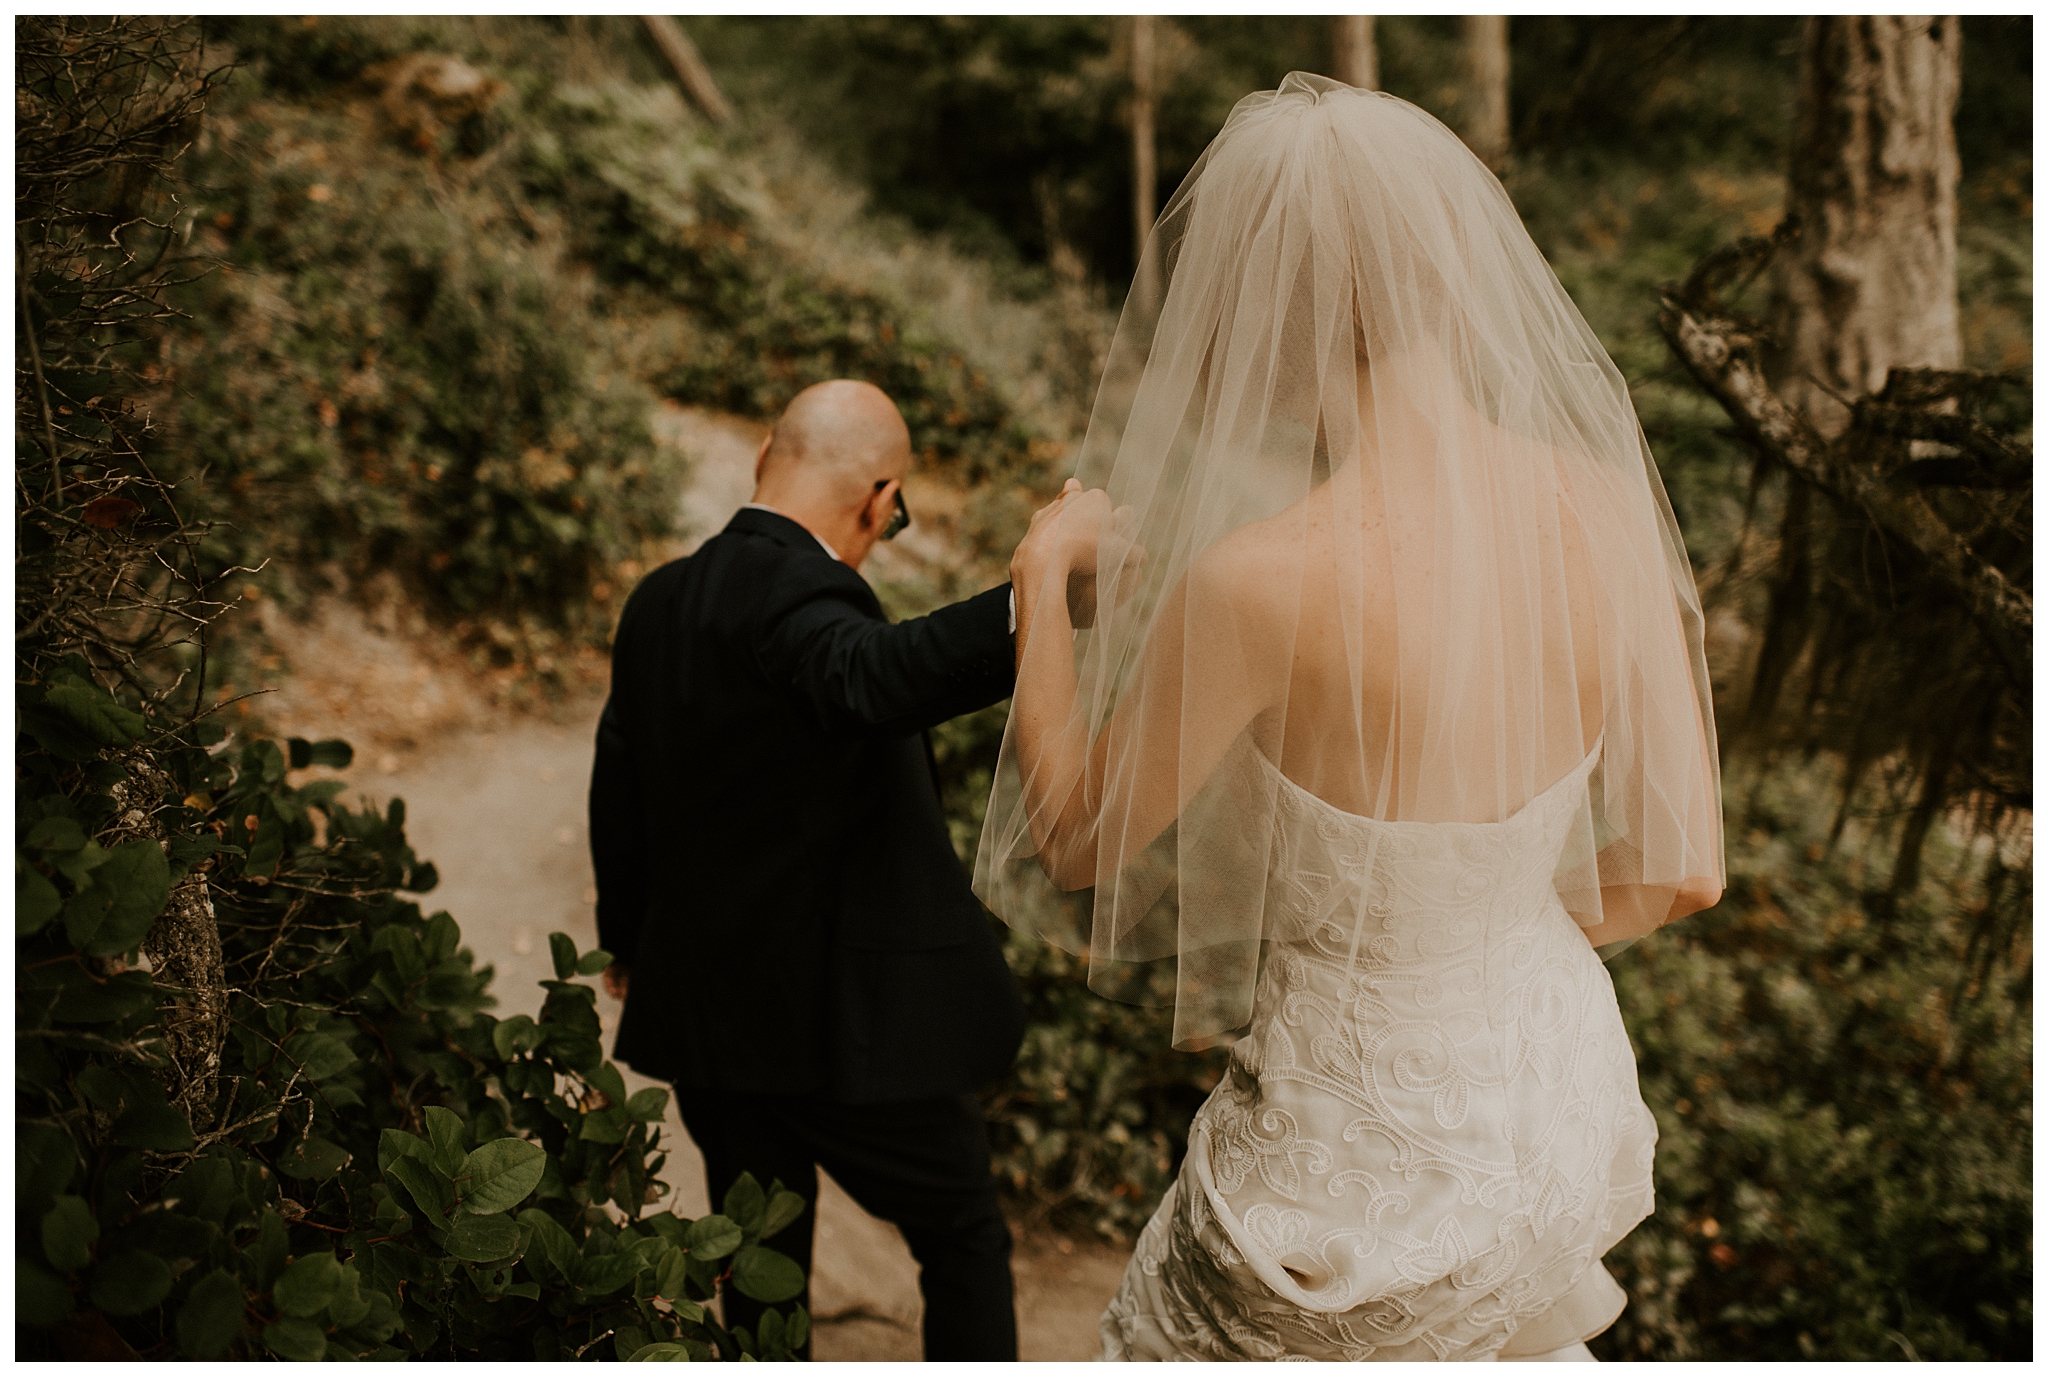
675, 1088, 1019, 1362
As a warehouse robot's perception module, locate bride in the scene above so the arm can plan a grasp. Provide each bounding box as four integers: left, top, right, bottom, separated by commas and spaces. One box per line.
975, 74, 1725, 1361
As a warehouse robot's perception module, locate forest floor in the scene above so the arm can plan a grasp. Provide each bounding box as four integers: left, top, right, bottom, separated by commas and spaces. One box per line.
251, 406, 1130, 1360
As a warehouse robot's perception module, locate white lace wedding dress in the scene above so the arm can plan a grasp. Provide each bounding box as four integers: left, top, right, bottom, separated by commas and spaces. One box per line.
1102, 746, 1657, 1361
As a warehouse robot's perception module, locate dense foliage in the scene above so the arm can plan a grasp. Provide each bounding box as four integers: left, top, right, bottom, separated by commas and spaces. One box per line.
1599, 764, 2031, 1361
17, 19, 809, 1361
19, 706, 812, 1360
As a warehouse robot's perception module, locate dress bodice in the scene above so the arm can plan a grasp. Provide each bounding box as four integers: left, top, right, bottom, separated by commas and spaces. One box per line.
1256, 743, 1603, 958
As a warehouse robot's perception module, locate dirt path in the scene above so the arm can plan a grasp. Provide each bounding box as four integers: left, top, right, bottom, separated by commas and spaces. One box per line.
256, 407, 1130, 1360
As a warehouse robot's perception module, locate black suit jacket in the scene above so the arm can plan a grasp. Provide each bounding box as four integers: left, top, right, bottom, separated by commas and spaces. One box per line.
589, 507, 1024, 1103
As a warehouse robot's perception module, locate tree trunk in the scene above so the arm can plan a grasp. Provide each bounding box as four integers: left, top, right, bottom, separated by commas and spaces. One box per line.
1131, 15, 1160, 314
1774, 16, 1962, 436
1331, 16, 1378, 91
1459, 16, 1511, 169
108, 756, 229, 1126
640, 15, 734, 128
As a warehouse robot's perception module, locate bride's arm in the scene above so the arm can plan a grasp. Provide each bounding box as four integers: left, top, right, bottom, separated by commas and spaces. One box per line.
1007, 483, 1101, 885
1009, 484, 1282, 890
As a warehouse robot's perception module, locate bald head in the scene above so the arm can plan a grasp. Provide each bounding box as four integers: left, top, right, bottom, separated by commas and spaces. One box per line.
758, 381, 911, 507
749, 380, 912, 568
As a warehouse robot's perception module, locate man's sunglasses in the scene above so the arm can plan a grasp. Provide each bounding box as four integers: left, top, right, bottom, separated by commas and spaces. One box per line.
878, 483, 911, 541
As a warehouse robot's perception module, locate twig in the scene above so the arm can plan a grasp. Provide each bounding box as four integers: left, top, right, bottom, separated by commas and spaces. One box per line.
18, 250, 64, 497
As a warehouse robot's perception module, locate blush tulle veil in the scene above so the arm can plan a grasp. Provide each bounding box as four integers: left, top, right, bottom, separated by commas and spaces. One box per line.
974, 73, 1724, 1051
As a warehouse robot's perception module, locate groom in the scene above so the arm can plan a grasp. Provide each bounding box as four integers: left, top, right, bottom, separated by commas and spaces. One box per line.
588, 380, 1025, 1359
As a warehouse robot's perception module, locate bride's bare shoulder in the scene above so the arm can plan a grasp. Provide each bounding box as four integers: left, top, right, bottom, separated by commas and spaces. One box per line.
1186, 505, 1312, 617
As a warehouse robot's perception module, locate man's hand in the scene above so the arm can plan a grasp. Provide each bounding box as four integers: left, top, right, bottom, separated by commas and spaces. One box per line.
603, 962, 631, 1001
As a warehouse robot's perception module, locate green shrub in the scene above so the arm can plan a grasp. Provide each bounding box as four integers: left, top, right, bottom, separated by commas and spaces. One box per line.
168, 86, 679, 680
17, 700, 811, 1360
1596, 766, 2031, 1361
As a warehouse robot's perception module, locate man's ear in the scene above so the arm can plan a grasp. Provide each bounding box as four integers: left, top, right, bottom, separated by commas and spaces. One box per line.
753, 434, 773, 488
862, 478, 897, 533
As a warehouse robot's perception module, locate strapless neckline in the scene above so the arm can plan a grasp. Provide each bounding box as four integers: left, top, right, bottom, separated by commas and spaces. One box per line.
1253, 736, 1602, 831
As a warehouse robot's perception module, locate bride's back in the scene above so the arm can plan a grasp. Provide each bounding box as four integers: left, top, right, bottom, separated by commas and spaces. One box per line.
1231, 400, 1605, 826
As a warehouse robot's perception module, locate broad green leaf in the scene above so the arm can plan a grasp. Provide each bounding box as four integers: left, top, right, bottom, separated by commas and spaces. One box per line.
786, 1305, 811, 1351
307, 738, 353, 768
113, 1101, 194, 1152
16, 1260, 75, 1324
282, 1031, 356, 1081
552, 1033, 602, 1075
164, 834, 224, 874
171, 1156, 236, 1225
629, 1342, 693, 1361
377, 1128, 431, 1174
491, 1014, 537, 1060
422, 911, 459, 961
63, 839, 171, 954
722, 1173, 766, 1233
684, 1215, 743, 1261
760, 1188, 806, 1242
41, 1194, 97, 1271
456, 1138, 545, 1215
548, 931, 578, 980
49, 838, 108, 890
326, 1262, 370, 1328
615, 1324, 651, 1360
625, 1086, 670, 1122
177, 1268, 245, 1358
729, 1244, 804, 1304
385, 926, 427, 983
758, 1307, 785, 1353
276, 1136, 351, 1180
18, 702, 103, 761
264, 1316, 327, 1361
578, 1112, 625, 1144
517, 1208, 579, 1282
287, 737, 354, 770
90, 1249, 174, 1315
246, 1207, 288, 1289
655, 1245, 690, 1301
590, 1061, 628, 1106
25, 816, 88, 852
575, 947, 613, 976
573, 1251, 645, 1295
16, 856, 62, 934
387, 1155, 454, 1226
244, 818, 285, 880
45, 681, 149, 746
18, 1123, 79, 1205
76, 1061, 129, 1109
245, 739, 287, 786
273, 1251, 342, 1317
423, 1105, 468, 1176
444, 1211, 522, 1263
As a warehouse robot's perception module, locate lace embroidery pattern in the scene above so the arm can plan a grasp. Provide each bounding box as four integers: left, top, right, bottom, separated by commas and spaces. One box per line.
1101, 751, 1658, 1360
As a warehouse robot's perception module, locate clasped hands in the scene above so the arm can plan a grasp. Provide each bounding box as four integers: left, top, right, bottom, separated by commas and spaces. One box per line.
1011, 479, 1144, 630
